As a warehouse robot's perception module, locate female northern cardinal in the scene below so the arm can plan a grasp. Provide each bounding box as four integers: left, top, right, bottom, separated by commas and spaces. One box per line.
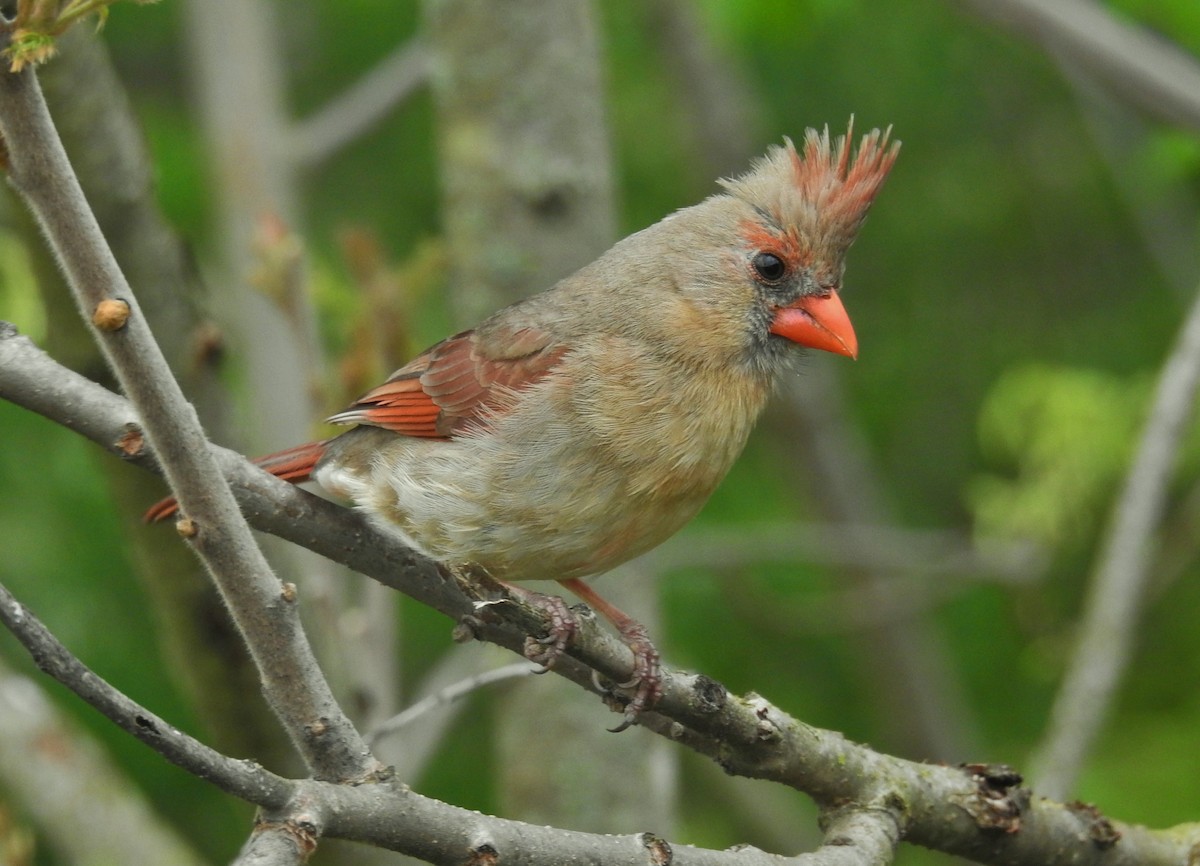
149, 124, 898, 728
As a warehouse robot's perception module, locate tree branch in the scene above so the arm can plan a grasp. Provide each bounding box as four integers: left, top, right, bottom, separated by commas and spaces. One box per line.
801, 808, 901, 866
0, 660, 210, 866
0, 48, 373, 782
3, 323, 1197, 866
368, 660, 540, 746
649, 522, 1041, 583
0, 580, 294, 808
35, 25, 288, 768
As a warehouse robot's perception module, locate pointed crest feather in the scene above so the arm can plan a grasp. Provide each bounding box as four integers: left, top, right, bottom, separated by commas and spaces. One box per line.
720, 120, 899, 272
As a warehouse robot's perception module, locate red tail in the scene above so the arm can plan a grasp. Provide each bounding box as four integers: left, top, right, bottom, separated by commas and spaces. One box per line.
143, 440, 330, 523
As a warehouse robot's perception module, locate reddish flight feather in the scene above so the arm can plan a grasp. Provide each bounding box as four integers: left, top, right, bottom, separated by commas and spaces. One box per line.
327, 326, 566, 438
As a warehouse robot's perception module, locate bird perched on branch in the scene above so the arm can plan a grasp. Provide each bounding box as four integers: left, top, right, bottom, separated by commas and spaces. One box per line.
149, 123, 899, 729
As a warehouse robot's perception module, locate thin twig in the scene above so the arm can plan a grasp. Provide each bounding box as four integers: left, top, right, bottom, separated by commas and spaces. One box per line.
288, 39, 430, 168
0, 580, 294, 809
368, 661, 539, 746
0, 49, 375, 783
1030, 279, 1200, 799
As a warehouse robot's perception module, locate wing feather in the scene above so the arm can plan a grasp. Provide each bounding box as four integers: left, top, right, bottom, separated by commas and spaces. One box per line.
326, 326, 565, 438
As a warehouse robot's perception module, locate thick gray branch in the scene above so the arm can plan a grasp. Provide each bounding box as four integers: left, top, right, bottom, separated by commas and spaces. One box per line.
0, 54, 373, 782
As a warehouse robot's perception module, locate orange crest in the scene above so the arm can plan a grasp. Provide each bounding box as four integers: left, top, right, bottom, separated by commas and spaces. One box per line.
722, 121, 900, 276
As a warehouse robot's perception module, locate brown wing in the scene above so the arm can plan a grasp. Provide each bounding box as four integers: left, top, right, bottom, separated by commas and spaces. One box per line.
326, 326, 566, 438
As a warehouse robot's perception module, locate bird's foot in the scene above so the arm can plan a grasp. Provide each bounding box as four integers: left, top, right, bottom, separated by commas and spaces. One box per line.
500, 582, 579, 671
606, 618, 662, 732
556, 576, 664, 731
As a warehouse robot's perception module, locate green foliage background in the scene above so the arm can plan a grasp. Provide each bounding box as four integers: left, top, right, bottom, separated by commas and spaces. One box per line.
2, 1, 1200, 862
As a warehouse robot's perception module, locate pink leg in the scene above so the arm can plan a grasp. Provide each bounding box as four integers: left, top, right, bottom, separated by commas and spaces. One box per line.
560, 577, 662, 731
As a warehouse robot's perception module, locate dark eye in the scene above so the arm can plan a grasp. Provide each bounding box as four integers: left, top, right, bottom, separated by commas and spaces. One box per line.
752, 252, 787, 283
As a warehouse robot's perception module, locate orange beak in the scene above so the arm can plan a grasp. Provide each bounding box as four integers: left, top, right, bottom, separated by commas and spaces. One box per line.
768, 291, 858, 359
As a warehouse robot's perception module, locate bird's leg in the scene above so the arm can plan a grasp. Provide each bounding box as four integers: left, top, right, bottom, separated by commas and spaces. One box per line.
559, 577, 662, 731
444, 565, 579, 668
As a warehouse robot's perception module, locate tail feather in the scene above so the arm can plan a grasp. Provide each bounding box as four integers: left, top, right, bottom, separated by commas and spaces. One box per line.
143, 439, 330, 524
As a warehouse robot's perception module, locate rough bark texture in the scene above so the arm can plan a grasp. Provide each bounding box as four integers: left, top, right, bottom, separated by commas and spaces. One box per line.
31, 27, 287, 768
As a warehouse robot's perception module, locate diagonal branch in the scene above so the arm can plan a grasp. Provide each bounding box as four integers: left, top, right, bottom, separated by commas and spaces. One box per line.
0, 660, 211, 866
956, 0, 1200, 131
0, 580, 294, 809
1030, 278, 1200, 799
0, 45, 374, 783
287, 39, 430, 169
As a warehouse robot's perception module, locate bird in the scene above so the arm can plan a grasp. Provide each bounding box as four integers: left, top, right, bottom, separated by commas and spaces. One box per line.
148, 123, 899, 729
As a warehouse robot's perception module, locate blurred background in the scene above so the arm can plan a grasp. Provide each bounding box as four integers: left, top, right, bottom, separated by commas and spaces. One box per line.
1, 1, 1199, 863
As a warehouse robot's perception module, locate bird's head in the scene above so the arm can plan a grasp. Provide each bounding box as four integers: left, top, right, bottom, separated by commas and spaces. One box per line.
547, 123, 897, 379
711, 123, 899, 368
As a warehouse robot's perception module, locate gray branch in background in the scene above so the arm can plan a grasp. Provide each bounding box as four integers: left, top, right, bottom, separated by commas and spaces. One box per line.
958, 0, 1200, 800
957, 0, 1200, 131
182, 0, 319, 452
0, 582, 294, 810
780, 366, 984, 763
650, 522, 1041, 584
288, 39, 430, 169
1030, 277, 1200, 799
0, 661, 210, 866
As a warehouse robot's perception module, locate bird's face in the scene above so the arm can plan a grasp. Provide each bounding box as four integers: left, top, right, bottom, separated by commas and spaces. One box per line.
739, 235, 858, 360
645, 194, 860, 378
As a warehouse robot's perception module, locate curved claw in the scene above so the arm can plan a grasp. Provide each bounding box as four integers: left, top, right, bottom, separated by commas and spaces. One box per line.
605, 619, 662, 732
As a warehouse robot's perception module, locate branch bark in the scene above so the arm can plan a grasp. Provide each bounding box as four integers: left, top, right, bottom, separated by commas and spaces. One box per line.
33, 24, 286, 769
0, 46, 374, 783
0, 580, 294, 808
